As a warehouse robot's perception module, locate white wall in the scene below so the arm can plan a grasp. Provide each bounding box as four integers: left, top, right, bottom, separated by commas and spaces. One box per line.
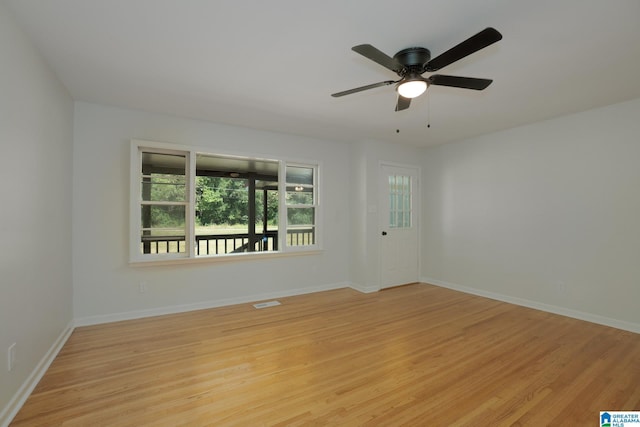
71, 102, 430, 321
422, 98, 640, 329
72, 103, 351, 323
0, 3, 73, 421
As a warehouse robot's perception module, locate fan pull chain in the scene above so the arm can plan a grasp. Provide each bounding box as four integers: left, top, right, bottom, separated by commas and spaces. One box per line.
427, 90, 431, 128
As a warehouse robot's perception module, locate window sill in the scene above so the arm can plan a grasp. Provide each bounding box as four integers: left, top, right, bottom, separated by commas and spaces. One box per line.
129, 248, 322, 267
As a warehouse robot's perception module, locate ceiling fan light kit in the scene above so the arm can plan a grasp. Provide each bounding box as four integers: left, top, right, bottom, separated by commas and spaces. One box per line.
331, 27, 502, 112
397, 77, 427, 99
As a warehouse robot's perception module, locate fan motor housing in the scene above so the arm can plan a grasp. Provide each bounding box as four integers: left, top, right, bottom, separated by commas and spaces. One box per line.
393, 47, 431, 68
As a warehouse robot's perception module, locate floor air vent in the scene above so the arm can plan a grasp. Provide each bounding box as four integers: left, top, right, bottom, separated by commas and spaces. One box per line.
253, 300, 281, 309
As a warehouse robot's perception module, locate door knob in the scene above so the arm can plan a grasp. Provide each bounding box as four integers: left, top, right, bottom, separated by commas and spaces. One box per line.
381, 231, 387, 236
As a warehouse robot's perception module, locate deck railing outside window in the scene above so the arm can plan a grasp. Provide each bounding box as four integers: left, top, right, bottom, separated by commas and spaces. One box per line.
140, 228, 314, 256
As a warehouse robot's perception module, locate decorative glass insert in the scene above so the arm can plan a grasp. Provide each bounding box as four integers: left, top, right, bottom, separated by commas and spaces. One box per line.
389, 174, 411, 229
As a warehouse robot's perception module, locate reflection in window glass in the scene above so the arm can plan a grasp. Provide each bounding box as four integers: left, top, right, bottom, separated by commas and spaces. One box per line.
286, 166, 314, 185
141, 153, 186, 202
286, 188, 313, 205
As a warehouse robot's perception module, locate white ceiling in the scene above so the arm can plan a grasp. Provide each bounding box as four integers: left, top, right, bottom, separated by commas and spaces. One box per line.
5, 0, 640, 147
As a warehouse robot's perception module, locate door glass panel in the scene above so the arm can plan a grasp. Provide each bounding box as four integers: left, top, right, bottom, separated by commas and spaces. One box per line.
389, 174, 411, 229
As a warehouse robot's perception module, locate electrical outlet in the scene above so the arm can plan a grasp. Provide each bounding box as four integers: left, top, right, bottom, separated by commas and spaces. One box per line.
8, 343, 16, 372
551, 280, 568, 298
139, 281, 147, 293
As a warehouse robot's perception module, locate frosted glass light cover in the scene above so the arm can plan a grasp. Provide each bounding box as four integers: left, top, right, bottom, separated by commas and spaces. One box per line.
397, 80, 427, 98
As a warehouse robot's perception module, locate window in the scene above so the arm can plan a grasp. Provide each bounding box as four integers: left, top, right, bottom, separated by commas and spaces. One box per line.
286, 165, 317, 246
139, 150, 190, 257
194, 154, 280, 256
130, 140, 320, 263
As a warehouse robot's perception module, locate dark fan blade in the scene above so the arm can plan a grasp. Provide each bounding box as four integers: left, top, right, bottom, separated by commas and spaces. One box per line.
331, 80, 396, 97
428, 74, 493, 90
395, 95, 411, 111
352, 44, 403, 73
425, 27, 502, 72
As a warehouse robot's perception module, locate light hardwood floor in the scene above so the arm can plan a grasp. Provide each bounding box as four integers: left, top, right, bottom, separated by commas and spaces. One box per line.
11, 284, 640, 426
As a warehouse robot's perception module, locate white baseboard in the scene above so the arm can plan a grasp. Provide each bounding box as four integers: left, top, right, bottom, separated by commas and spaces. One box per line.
422, 277, 640, 334
0, 321, 75, 427
74, 282, 351, 327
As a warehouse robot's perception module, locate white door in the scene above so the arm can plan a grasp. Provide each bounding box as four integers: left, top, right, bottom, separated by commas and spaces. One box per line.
379, 164, 419, 289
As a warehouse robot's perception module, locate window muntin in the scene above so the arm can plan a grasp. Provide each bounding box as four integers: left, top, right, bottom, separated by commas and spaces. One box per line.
131, 141, 319, 262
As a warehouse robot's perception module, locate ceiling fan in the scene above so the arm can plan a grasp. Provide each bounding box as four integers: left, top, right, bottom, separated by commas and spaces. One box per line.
331, 27, 502, 111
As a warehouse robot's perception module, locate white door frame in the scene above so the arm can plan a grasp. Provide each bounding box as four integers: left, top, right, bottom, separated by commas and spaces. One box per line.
378, 161, 421, 289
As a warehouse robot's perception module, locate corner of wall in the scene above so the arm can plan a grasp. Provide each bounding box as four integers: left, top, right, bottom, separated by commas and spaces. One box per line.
0, 323, 74, 427
422, 277, 640, 334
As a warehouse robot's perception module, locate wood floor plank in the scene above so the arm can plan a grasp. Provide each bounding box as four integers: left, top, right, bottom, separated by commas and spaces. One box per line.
10, 284, 640, 426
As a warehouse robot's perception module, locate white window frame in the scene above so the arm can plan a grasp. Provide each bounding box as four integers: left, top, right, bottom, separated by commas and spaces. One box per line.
281, 162, 320, 251
130, 139, 321, 264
